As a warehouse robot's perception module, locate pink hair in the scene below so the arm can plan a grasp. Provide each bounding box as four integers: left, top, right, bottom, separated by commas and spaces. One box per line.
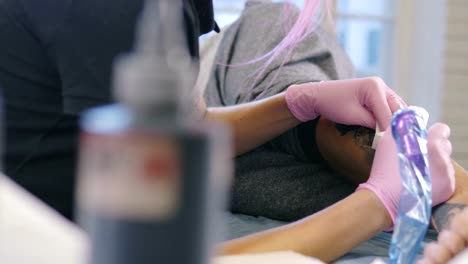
233, 0, 331, 98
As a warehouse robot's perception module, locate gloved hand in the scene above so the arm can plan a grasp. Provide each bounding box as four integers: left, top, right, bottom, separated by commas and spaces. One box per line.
285, 77, 405, 130
358, 123, 456, 229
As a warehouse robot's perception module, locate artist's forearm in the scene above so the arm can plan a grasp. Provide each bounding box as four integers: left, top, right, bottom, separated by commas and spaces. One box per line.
219, 190, 391, 262
206, 93, 300, 156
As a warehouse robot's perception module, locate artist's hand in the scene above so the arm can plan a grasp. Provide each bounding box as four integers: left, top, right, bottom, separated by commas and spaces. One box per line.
285, 77, 405, 130
357, 123, 455, 229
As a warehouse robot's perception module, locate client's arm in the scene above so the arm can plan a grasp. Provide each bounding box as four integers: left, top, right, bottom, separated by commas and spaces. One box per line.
220, 189, 391, 262
205, 93, 300, 156
315, 117, 376, 185
315, 117, 468, 232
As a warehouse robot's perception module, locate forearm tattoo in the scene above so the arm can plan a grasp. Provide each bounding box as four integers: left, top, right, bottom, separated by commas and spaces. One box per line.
335, 124, 376, 166
432, 203, 467, 232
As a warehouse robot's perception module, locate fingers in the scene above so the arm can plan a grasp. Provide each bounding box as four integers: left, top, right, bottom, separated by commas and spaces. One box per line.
419, 211, 468, 264
385, 86, 407, 113
428, 123, 453, 167
428, 123, 453, 169
418, 212, 468, 264
437, 230, 465, 257
352, 106, 377, 129
361, 77, 406, 130
428, 123, 451, 140
428, 123, 455, 204
361, 77, 394, 130
416, 259, 437, 264
423, 242, 453, 264
450, 208, 468, 242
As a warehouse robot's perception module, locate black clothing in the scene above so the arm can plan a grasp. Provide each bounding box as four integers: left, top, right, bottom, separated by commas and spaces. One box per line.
0, 0, 215, 219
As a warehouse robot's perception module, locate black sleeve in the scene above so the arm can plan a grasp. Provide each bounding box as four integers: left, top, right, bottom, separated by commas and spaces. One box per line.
9, 0, 201, 116
52, 0, 203, 115
0, 0, 60, 112
0, 0, 133, 116
52, 1, 144, 115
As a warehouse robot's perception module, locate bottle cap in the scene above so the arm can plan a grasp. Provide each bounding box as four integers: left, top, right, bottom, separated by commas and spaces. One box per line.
113, 0, 196, 113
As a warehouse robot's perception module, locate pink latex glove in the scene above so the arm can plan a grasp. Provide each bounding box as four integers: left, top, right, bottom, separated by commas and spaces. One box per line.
285, 77, 406, 130
358, 123, 456, 230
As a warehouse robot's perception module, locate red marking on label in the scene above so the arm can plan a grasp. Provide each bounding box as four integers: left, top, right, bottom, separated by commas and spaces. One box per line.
143, 157, 176, 180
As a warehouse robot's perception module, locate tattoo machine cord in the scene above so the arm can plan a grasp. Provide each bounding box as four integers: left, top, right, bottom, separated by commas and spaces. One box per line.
388, 107, 432, 264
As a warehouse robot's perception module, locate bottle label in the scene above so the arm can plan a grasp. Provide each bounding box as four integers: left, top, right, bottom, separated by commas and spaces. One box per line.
77, 132, 180, 220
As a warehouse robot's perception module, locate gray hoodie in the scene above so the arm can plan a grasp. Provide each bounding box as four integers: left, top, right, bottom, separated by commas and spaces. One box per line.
203, 1, 357, 221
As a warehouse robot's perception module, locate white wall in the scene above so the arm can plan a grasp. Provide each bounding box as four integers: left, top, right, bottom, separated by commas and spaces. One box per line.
442, 0, 468, 167
394, 0, 468, 167
393, 0, 446, 124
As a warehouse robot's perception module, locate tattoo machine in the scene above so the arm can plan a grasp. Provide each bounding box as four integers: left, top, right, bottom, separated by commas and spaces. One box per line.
388, 106, 431, 264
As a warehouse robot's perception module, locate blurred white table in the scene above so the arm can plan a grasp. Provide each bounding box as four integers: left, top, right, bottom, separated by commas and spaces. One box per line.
215, 252, 323, 264
0, 175, 89, 264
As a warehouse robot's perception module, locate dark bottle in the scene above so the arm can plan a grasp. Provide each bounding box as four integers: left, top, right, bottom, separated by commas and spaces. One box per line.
76, 1, 232, 263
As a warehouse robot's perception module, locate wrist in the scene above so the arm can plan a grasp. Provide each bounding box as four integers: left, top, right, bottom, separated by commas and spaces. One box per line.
284, 84, 319, 122
284, 87, 302, 122
356, 188, 393, 231
276, 92, 300, 122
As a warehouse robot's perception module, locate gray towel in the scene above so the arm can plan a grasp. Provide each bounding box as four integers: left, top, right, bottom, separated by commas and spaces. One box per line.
204, 2, 357, 221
